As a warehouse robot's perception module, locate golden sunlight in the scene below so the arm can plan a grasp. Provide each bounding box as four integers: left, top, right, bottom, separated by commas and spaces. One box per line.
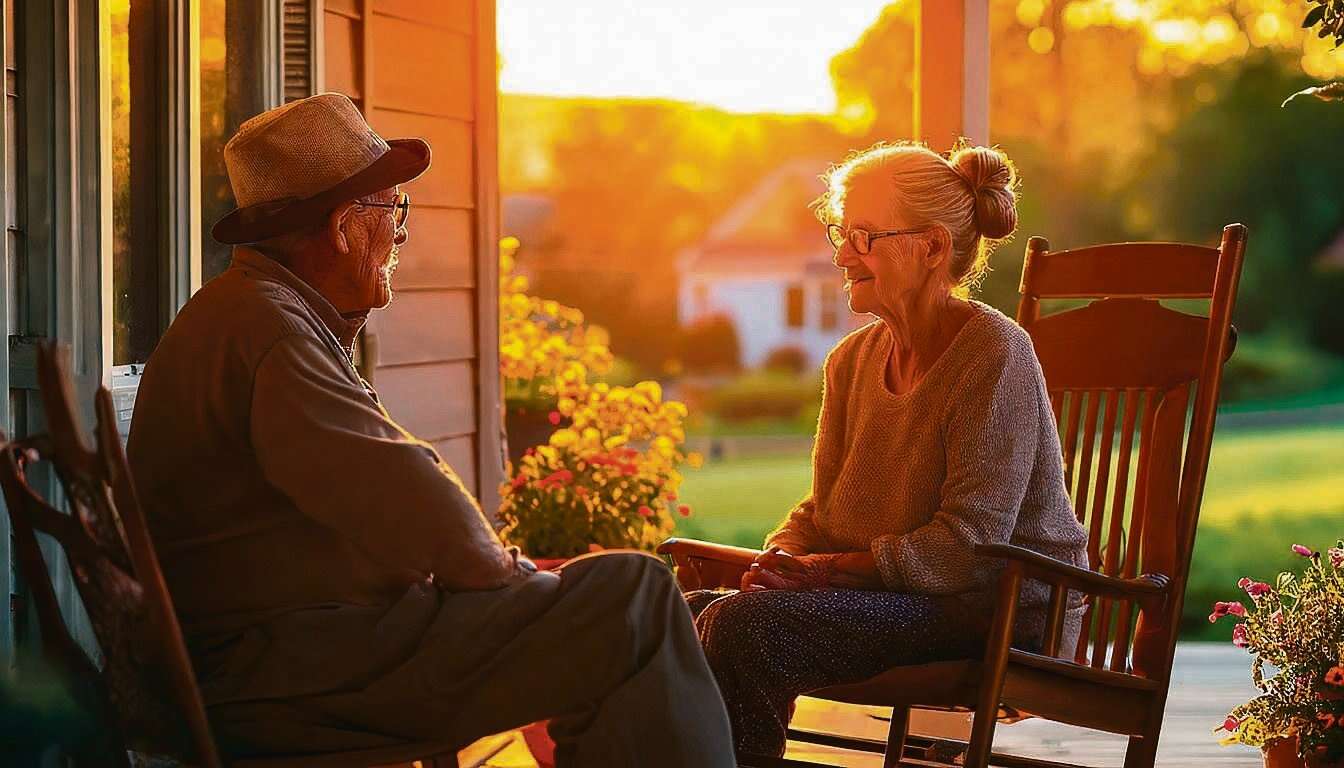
498, 0, 893, 114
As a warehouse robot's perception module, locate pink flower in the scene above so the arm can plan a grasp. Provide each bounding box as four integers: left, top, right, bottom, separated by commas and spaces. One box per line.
677, 504, 692, 517
1331, 547, 1344, 569
638, 505, 654, 518
1232, 624, 1249, 649
1220, 716, 1240, 732
1293, 544, 1314, 557
1270, 609, 1283, 624
1238, 578, 1272, 598
1209, 601, 1247, 622
548, 411, 562, 426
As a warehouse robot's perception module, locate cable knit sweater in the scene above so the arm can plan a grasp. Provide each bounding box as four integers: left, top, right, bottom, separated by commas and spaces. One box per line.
766, 301, 1089, 656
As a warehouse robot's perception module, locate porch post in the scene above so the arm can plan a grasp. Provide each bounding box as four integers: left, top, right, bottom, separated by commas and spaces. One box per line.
914, 0, 990, 149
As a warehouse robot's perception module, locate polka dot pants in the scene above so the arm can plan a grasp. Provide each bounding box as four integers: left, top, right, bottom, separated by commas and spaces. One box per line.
687, 588, 985, 758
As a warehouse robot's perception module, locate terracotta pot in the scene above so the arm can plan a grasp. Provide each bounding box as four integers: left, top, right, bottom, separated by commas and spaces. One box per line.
1264, 737, 1344, 768
531, 557, 568, 571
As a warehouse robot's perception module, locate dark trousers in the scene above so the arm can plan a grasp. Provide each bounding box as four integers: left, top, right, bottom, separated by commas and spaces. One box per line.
688, 588, 984, 757
211, 553, 736, 768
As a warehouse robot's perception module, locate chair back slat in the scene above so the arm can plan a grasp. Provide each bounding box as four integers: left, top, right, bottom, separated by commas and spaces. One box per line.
1020, 241, 1221, 299
1019, 224, 1246, 681
0, 344, 222, 767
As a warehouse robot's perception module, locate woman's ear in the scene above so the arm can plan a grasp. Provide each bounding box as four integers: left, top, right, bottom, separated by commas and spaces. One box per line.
327, 202, 357, 254
923, 225, 952, 268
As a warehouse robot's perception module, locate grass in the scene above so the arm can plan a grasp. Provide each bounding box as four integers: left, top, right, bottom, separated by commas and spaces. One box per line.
673, 420, 1344, 640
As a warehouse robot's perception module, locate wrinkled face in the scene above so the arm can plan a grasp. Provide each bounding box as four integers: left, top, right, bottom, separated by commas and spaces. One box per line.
341, 186, 407, 312
830, 175, 929, 317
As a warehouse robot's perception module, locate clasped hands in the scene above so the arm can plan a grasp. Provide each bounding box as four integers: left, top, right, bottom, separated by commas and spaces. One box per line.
740, 546, 884, 592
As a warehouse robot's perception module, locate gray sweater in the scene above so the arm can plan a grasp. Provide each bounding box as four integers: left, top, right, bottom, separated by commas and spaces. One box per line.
766, 301, 1089, 655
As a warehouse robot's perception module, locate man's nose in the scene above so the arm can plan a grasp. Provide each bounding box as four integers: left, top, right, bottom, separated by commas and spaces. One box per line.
832, 245, 859, 268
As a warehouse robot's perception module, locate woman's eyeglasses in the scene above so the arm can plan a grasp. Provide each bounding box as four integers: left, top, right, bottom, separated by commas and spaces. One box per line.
358, 191, 412, 229
826, 223, 926, 255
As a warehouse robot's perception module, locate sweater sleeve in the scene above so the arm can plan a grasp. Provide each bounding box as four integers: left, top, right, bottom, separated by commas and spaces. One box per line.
764, 348, 846, 555
871, 335, 1042, 593
250, 334, 518, 591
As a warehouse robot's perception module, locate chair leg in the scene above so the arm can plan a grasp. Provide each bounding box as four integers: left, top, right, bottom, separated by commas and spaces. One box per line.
882, 707, 909, 768
966, 569, 1021, 768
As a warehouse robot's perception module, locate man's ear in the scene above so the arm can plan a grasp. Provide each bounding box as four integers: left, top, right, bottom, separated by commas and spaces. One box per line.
326, 202, 357, 254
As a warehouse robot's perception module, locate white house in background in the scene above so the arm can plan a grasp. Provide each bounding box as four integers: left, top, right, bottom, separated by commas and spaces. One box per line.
677, 159, 868, 369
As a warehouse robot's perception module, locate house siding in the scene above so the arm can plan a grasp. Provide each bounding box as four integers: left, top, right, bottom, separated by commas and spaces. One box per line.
323, 0, 502, 509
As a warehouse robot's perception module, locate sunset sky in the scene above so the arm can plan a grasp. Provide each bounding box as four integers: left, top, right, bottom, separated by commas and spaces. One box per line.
497, 1, 893, 114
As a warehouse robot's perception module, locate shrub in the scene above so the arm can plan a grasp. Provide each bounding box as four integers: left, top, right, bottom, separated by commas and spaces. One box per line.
708, 371, 821, 423
680, 314, 741, 374
1220, 333, 1344, 404
762, 345, 809, 375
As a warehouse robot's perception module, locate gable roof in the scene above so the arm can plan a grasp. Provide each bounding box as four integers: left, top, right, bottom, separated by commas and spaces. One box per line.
680, 158, 834, 275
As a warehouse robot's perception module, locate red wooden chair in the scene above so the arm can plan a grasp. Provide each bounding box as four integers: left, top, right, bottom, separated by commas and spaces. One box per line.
659, 223, 1247, 768
0, 343, 461, 767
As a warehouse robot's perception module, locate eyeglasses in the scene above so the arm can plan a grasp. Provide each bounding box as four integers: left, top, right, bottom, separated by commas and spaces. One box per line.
358, 191, 411, 230
826, 223, 926, 255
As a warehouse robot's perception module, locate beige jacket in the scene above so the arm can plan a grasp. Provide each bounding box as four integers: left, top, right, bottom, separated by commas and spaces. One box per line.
128, 248, 517, 646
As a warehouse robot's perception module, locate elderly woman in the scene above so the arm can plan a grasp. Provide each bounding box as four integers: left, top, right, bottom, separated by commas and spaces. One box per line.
689, 142, 1090, 757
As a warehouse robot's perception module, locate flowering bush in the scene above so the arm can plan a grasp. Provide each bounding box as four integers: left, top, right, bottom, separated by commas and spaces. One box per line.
496, 236, 700, 559
1213, 541, 1344, 762
498, 378, 702, 558
498, 236, 613, 404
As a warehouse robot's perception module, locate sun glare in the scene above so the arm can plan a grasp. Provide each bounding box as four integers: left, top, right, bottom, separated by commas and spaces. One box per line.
498, 0, 894, 115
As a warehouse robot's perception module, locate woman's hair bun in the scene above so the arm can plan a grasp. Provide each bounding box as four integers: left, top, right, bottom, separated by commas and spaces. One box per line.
949, 145, 1018, 240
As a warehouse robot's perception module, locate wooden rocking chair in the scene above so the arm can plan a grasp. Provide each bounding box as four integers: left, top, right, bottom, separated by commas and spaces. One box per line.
659, 223, 1248, 768
0, 343, 461, 767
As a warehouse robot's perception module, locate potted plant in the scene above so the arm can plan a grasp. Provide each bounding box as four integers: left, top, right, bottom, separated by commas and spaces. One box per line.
498, 376, 699, 566
1212, 542, 1344, 767
498, 236, 614, 466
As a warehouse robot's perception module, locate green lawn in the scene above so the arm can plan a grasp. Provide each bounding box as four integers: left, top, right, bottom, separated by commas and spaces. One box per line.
674, 420, 1344, 639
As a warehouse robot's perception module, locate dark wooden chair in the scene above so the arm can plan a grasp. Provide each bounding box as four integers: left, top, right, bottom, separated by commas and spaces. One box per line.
659, 223, 1248, 768
0, 342, 461, 767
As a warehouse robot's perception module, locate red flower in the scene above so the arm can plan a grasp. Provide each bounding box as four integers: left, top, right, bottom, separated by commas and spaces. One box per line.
1237, 578, 1272, 598
548, 411, 562, 426
1232, 624, 1249, 649
1209, 601, 1247, 622
638, 505, 654, 518
575, 486, 589, 498
678, 504, 692, 517
1318, 712, 1337, 729
524, 447, 536, 457
1220, 716, 1239, 732
1326, 667, 1344, 687
665, 492, 678, 502
511, 474, 528, 490
1293, 544, 1315, 557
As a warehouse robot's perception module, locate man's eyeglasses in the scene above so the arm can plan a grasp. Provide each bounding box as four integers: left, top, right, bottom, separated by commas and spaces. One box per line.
826, 223, 926, 255
358, 191, 411, 230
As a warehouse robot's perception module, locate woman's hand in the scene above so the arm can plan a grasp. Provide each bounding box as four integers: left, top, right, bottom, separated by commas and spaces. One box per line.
740, 548, 847, 591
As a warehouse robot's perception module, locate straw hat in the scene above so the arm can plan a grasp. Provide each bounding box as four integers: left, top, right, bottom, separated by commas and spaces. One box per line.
211, 93, 431, 245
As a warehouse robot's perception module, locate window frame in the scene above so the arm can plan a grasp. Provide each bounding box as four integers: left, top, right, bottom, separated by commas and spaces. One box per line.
784, 282, 805, 329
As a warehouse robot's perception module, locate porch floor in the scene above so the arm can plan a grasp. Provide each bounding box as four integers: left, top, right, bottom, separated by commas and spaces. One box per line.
456, 642, 1262, 767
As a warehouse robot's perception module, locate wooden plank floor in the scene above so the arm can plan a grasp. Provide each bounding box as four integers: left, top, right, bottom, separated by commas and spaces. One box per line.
466, 643, 1264, 767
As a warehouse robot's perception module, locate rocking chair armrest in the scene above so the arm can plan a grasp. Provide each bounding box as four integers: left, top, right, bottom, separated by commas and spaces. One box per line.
976, 543, 1171, 602
656, 538, 762, 568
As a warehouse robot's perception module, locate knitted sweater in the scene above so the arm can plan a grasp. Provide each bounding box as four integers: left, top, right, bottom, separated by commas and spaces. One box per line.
766, 301, 1090, 655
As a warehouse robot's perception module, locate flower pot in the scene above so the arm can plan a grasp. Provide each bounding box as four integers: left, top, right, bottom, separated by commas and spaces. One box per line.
1264, 737, 1344, 768
504, 405, 562, 467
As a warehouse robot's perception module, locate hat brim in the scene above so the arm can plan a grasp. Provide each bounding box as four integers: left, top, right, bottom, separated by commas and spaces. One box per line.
211, 138, 432, 245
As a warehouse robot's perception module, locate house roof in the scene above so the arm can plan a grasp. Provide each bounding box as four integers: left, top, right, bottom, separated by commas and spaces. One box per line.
679, 158, 834, 275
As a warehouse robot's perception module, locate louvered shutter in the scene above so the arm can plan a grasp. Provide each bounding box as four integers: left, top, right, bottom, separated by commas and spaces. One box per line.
282, 0, 313, 102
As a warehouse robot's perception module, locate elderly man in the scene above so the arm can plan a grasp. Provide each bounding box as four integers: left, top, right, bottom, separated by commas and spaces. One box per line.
127, 93, 733, 766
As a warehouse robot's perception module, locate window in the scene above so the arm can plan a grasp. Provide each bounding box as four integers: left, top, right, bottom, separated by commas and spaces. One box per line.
111, 1, 311, 367
785, 283, 805, 328
693, 281, 709, 314
819, 281, 839, 331
110, 0, 159, 366
201, 0, 289, 281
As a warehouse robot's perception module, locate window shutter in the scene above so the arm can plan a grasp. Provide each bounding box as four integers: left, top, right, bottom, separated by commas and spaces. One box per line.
282, 0, 313, 102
